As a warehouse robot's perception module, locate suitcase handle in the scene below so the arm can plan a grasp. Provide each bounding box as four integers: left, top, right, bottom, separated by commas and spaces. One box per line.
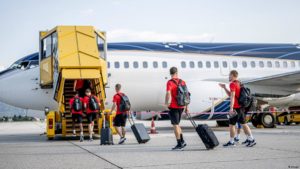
184, 108, 197, 129
127, 111, 135, 126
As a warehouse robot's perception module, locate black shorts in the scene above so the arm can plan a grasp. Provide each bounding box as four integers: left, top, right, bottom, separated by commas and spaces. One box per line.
72, 114, 83, 123
168, 108, 184, 125
229, 108, 246, 125
87, 113, 97, 123
113, 113, 127, 127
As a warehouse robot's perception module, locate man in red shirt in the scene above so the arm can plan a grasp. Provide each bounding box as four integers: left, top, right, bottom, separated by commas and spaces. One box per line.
165, 67, 188, 151
74, 80, 92, 98
109, 84, 128, 144
69, 93, 84, 142
219, 70, 256, 147
83, 89, 100, 141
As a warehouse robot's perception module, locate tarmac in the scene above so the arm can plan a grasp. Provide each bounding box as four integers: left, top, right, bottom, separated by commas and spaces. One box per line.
0, 121, 300, 169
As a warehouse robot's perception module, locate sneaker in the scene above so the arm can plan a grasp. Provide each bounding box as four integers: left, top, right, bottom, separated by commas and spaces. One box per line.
181, 140, 187, 148
242, 139, 250, 145
223, 141, 236, 147
80, 135, 84, 142
246, 139, 256, 147
118, 137, 126, 144
89, 138, 93, 142
172, 144, 184, 151
234, 137, 240, 142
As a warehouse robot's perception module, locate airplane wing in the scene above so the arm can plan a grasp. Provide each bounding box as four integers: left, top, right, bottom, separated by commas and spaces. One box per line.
243, 70, 300, 95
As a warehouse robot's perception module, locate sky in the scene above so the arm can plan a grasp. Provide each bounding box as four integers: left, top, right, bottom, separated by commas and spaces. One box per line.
0, 0, 299, 69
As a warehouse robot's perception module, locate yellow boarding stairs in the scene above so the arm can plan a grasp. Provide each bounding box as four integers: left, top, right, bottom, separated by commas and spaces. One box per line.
39, 26, 115, 139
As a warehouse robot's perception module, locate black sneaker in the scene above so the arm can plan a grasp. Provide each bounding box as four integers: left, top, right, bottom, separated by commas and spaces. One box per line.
246, 139, 256, 147
242, 139, 250, 145
234, 137, 240, 142
181, 140, 187, 148
172, 144, 184, 151
223, 141, 235, 147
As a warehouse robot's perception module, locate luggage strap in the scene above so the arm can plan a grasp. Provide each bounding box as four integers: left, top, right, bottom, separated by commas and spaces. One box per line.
184, 109, 197, 129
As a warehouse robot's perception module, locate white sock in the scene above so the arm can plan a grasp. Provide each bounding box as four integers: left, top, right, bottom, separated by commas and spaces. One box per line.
230, 137, 234, 143
80, 132, 83, 136
236, 134, 240, 139
73, 130, 76, 134
248, 135, 254, 141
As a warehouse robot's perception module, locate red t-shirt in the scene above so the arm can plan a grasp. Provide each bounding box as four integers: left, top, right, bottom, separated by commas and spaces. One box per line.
75, 80, 84, 90
166, 78, 186, 109
230, 81, 241, 109
69, 97, 83, 115
83, 95, 100, 114
113, 92, 124, 115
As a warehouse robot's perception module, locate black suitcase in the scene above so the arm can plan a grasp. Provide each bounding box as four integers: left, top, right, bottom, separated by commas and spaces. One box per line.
186, 111, 219, 149
128, 112, 150, 144
100, 115, 113, 145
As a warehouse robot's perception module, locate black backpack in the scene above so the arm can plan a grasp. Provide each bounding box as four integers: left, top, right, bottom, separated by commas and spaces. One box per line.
237, 82, 253, 108
117, 93, 131, 112
72, 97, 82, 112
89, 96, 100, 111
171, 79, 191, 106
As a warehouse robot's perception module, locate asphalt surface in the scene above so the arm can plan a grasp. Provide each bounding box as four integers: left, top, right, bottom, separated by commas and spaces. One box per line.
0, 121, 300, 169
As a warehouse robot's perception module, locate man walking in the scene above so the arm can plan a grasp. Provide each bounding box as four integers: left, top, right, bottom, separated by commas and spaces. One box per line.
219, 70, 256, 147
165, 67, 188, 151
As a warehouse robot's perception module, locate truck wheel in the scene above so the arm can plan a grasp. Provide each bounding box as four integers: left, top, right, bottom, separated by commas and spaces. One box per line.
284, 117, 291, 125
216, 120, 229, 127
251, 114, 260, 128
260, 113, 275, 128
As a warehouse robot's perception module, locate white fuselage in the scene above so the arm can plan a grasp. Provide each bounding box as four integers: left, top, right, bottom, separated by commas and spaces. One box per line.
0, 51, 299, 117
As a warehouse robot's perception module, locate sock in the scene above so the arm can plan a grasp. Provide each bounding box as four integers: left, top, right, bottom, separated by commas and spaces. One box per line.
248, 135, 254, 141
236, 134, 240, 139
73, 130, 76, 134
177, 139, 182, 146
90, 134, 92, 139
80, 132, 83, 136
230, 137, 234, 143
180, 134, 184, 142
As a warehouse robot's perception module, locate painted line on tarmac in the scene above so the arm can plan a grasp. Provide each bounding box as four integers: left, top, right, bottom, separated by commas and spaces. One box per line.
68, 141, 123, 169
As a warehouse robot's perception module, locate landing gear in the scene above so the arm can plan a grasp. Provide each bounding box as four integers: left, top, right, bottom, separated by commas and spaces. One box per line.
251, 114, 260, 128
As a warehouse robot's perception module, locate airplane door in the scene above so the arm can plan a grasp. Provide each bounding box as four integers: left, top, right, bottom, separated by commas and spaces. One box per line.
220, 61, 230, 76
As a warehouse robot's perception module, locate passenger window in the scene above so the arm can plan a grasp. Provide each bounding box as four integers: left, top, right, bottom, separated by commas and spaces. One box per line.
250, 61, 256, 68
259, 61, 264, 68
275, 61, 280, 68
143, 61, 148, 68
232, 61, 237, 68
267, 61, 272, 68
222, 61, 228, 68
242, 61, 247, 68
214, 61, 219, 68
198, 61, 203, 68
291, 61, 296, 68
181, 61, 186, 68
153, 61, 158, 68
42, 35, 52, 59
114, 62, 120, 68
206, 61, 211, 68
162, 61, 167, 68
133, 61, 139, 68
190, 61, 195, 68
107, 62, 110, 68
283, 61, 288, 68
124, 61, 129, 68
52, 32, 58, 58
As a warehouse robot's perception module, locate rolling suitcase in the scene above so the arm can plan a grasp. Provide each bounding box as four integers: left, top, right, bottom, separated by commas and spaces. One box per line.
100, 114, 114, 145
128, 112, 150, 144
185, 110, 219, 149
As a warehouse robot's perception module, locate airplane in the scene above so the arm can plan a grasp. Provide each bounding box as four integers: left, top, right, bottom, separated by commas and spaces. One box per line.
0, 42, 300, 127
